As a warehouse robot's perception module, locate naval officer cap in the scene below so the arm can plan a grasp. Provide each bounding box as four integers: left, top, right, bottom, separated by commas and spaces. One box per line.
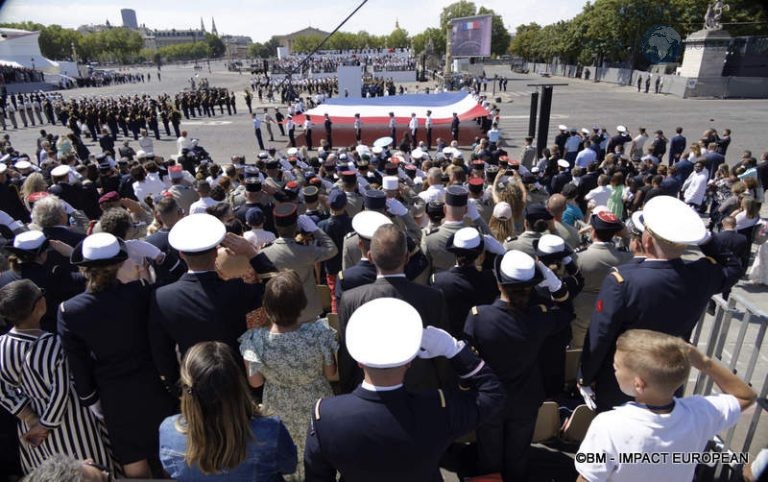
71, 232, 128, 267
534, 233, 571, 265
363, 189, 387, 210
411, 148, 425, 160
51, 165, 70, 178
626, 210, 646, 236
352, 210, 392, 240
643, 195, 706, 244
494, 250, 544, 287
444, 186, 469, 207
346, 298, 423, 368
169, 213, 226, 254
6, 230, 48, 257
617, 125, 628, 133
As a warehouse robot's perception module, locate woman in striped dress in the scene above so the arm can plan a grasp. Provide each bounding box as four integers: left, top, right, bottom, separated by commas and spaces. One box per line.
0, 279, 116, 475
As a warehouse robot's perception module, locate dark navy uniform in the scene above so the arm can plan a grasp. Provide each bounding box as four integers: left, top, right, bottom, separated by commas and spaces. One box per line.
335, 258, 376, 304
579, 238, 742, 412
429, 266, 499, 338
148, 254, 276, 387
464, 297, 574, 480
304, 344, 505, 482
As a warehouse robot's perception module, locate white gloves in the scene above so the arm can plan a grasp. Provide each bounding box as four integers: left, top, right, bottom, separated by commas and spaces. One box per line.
88, 401, 105, 421
561, 256, 573, 266
298, 214, 319, 233
483, 234, 505, 256
125, 240, 163, 262
417, 326, 464, 359
466, 198, 481, 221
0, 210, 23, 232
536, 260, 563, 293
579, 385, 597, 411
386, 198, 408, 217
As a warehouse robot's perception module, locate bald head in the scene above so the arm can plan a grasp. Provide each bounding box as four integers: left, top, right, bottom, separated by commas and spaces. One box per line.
547, 194, 566, 218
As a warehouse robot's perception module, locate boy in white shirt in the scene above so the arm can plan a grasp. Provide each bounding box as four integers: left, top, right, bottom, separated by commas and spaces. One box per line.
576, 329, 756, 482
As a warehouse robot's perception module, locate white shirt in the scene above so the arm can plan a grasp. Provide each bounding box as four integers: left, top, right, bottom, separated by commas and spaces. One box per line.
177, 136, 192, 155
138, 136, 154, 155
425, 116, 433, 128
682, 169, 709, 205
418, 184, 445, 204
565, 135, 582, 153
585, 185, 611, 207
734, 212, 759, 231
487, 128, 500, 143
189, 196, 217, 214
244, 228, 277, 249
576, 394, 740, 482
132, 177, 166, 202
303, 119, 312, 130
409, 117, 418, 131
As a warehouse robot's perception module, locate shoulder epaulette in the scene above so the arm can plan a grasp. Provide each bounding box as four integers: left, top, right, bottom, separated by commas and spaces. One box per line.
437, 388, 446, 408
338, 271, 344, 280
610, 267, 625, 284
704, 256, 717, 264
430, 273, 436, 284
505, 236, 517, 243
313, 398, 323, 420
426, 227, 439, 236
344, 232, 357, 239
537, 304, 548, 313
575, 246, 588, 253
471, 306, 479, 316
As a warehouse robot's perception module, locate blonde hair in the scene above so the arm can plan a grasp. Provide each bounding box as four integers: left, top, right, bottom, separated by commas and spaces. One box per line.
178, 342, 257, 474
21, 172, 48, 200
497, 182, 525, 225
489, 216, 515, 242
615, 329, 690, 393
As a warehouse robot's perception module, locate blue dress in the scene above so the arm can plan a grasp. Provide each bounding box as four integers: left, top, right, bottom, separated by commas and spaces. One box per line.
159, 415, 297, 481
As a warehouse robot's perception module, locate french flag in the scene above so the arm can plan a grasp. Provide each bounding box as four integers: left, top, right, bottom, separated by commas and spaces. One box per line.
465, 20, 480, 30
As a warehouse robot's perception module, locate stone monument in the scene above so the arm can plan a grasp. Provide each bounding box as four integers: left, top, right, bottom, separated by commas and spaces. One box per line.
679, 1, 731, 79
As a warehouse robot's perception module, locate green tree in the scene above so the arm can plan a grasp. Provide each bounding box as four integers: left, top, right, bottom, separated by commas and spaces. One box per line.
412, 27, 446, 56
205, 33, 226, 58
291, 34, 325, 53
477, 6, 511, 56
509, 23, 541, 59
387, 27, 410, 49
38, 25, 82, 60
440, 1, 477, 31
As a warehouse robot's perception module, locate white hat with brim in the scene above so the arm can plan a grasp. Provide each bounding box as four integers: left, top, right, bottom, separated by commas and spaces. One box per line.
5, 230, 48, 257
71, 232, 128, 267
352, 210, 392, 240
286, 147, 299, 156
372, 146, 383, 155
14, 160, 32, 170
346, 298, 423, 368
382, 176, 399, 191
51, 165, 70, 177
557, 159, 570, 168
643, 195, 706, 244
411, 148, 424, 160
494, 250, 543, 287
617, 125, 628, 133
558, 125, 568, 131
169, 213, 226, 253
373, 136, 393, 148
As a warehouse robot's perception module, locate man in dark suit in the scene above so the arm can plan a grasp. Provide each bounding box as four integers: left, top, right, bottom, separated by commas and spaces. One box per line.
148, 214, 276, 389
715, 216, 749, 285
0, 165, 30, 223
704, 142, 725, 180
669, 127, 686, 164
305, 298, 504, 482
450, 112, 460, 142
338, 224, 453, 394
145, 197, 187, 286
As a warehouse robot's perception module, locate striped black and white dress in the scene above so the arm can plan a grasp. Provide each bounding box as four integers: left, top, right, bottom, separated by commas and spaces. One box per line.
0, 329, 117, 474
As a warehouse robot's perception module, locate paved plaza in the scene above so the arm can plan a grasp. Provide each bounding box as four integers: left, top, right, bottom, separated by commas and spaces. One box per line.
5, 61, 767, 473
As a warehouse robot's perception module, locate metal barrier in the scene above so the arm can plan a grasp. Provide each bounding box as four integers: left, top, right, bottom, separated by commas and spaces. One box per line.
689, 293, 768, 479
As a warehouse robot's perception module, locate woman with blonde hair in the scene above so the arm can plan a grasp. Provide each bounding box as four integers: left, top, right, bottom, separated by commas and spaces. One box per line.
489, 202, 516, 243
492, 169, 527, 235
686, 143, 702, 161
20, 173, 48, 210
159, 341, 296, 481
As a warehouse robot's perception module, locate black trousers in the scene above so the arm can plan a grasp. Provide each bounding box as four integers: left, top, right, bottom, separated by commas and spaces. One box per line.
477, 414, 536, 481
355, 128, 361, 142
255, 128, 265, 150
305, 129, 313, 150
426, 127, 432, 149
288, 129, 295, 147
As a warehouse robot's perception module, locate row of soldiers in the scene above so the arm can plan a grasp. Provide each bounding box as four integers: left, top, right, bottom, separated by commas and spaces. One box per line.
173, 87, 237, 120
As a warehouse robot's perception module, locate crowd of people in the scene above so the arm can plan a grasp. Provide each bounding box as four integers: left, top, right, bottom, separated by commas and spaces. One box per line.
68, 70, 159, 89
270, 50, 416, 75
0, 95, 766, 482
0, 66, 45, 84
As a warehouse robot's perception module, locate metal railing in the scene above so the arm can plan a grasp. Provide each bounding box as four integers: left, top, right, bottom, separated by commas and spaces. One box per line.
689, 293, 768, 480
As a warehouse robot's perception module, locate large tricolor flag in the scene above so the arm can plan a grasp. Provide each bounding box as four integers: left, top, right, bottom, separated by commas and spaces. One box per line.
292, 92, 488, 126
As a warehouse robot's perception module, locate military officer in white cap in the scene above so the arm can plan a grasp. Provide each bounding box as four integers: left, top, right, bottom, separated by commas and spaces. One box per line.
305, 297, 504, 482
148, 213, 277, 389
578, 196, 743, 412
335, 210, 392, 303
606, 125, 631, 155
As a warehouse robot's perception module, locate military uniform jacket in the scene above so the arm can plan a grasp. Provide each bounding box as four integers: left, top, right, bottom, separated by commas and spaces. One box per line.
318, 213, 353, 276
464, 299, 572, 416
573, 243, 632, 325
503, 231, 541, 257
422, 219, 489, 276
148, 254, 276, 385
337, 277, 453, 394
304, 345, 505, 482
261, 229, 338, 322
579, 239, 742, 411
343, 190, 363, 218
335, 259, 376, 303
430, 266, 499, 337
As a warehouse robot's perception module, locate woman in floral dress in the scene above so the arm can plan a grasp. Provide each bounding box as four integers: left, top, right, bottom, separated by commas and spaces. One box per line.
240, 270, 337, 481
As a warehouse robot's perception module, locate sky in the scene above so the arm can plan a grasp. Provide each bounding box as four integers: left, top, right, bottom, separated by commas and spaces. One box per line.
0, 0, 587, 42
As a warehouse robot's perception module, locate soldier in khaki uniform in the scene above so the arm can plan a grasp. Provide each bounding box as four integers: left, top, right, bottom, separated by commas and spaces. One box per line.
339, 171, 363, 218
503, 204, 555, 257
572, 210, 632, 348
261, 203, 338, 323
421, 186, 490, 276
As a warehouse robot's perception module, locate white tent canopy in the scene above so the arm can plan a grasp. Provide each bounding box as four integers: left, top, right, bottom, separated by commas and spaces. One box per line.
0, 28, 60, 74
